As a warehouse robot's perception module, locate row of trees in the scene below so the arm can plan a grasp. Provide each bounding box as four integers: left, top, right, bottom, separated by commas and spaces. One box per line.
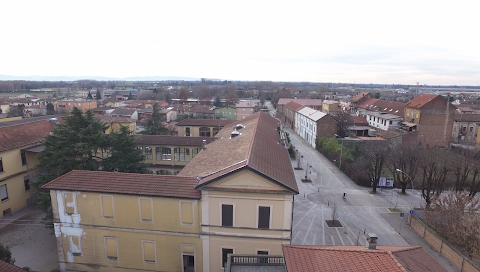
316, 136, 480, 204
33, 108, 148, 227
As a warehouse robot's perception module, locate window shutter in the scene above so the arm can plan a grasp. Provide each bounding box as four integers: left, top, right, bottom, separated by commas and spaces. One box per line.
258, 206, 270, 229
0, 185, 8, 201
222, 204, 233, 227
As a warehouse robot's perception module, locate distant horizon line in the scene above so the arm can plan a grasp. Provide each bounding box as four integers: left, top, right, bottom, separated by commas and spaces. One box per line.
1, 74, 479, 88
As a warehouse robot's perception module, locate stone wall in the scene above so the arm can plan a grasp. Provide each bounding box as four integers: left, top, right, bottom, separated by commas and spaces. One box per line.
411, 216, 479, 272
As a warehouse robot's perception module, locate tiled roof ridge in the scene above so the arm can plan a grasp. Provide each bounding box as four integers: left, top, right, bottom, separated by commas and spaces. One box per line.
284, 245, 417, 254
245, 113, 262, 166
389, 246, 422, 253
387, 251, 409, 272
200, 159, 247, 179
0, 118, 47, 129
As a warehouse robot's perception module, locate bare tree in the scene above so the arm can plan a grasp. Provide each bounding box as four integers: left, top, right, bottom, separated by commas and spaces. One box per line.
419, 149, 450, 206
178, 88, 188, 104
225, 90, 238, 105
385, 144, 419, 194
362, 142, 389, 193
200, 89, 211, 105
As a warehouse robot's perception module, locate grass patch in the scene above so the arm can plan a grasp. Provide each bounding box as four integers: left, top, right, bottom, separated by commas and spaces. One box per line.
388, 208, 402, 213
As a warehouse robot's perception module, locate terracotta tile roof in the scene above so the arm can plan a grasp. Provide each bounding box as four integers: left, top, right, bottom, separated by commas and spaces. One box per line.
405, 94, 440, 109
454, 113, 480, 122
351, 92, 371, 102
136, 135, 216, 146
283, 245, 447, 272
176, 119, 235, 127
285, 101, 305, 112
358, 98, 405, 116
179, 112, 298, 194
236, 101, 256, 108
347, 116, 368, 125
43, 170, 201, 199
0, 260, 25, 272
0, 118, 57, 152
278, 98, 323, 106
95, 114, 135, 124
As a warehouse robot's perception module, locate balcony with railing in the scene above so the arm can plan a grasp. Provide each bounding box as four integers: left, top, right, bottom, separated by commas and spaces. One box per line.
225, 254, 285, 272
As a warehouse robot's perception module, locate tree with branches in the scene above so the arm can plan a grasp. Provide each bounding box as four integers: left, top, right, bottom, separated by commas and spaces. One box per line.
385, 144, 419, 194
141, 102, 164, 135
419, 149, 450, 206
178, 88, 189, 104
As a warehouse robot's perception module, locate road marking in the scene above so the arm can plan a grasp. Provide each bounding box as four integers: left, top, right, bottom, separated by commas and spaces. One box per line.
336, 228, 345, 245
331, 235, 335, 246
302, 209, 316, 245
347, 236, 354, 246
321, 205, 325, 245
293, 204, 316, 229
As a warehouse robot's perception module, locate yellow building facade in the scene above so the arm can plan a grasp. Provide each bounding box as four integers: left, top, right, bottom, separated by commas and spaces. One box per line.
44, 113, 298, 272
95, 115, 137, 134
45, 171, 202, 272
0, 116, 58, 218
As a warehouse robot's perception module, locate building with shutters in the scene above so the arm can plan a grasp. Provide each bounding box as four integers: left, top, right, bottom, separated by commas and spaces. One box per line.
43, 112, 298, 272
176, 119, 235, 137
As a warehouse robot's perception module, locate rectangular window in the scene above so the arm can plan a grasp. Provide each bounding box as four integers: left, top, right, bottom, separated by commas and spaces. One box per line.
65, 192, 75, 214
181, 201, 193, 224
174, 147, 190, 162
142, 241, 156, 263
0, 185, 8, 201
101, 195, 114, 218
156, 147, 171, 160
0, 157, 3, 172
105, 237, 118, 260
185, 127, 191, 137
144, 146, 152, 160
222, 248, 234, 268
21, 151, 27, 165
257, 251, 269, 264
221, 204, 233, 227
192, 148, 200, 158
24, 176, 30, 191
258, 206, 270, 229
139, 198, 153, 221
470, 127, 474, 132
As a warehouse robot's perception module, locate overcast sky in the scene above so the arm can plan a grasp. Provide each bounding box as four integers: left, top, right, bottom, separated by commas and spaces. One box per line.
1, 1, 479, 85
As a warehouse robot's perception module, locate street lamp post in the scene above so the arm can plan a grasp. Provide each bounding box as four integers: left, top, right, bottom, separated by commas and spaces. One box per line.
395, 169, 414, 210
335, 134, 344, 169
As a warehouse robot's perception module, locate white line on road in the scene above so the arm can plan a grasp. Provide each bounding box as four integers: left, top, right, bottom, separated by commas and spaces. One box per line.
293, 204, 317, 229
331, 235, 335, 246
347, 236, 354, 246
335, 228, 345, 245
321, 205, 325, 245
302, 209, 317, 245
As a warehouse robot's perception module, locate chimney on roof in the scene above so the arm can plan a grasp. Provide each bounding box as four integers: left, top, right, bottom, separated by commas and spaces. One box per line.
202, 139, 206, 150
365, 233, 378, 250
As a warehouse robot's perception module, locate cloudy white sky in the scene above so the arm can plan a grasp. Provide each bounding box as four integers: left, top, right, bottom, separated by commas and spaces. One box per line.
1, 1, 479, 85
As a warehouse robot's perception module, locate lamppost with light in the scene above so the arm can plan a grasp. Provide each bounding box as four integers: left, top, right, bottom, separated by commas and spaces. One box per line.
395, 169, 414, 210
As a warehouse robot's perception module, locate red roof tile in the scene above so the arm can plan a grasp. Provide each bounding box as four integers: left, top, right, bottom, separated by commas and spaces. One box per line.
285, 101, 305, 112
358, 98, 405, 116
283, 245, 447, 272
405, 94, 440, 109
0, 260, 25, 272
351, 92, 371, 102
0, 118, 57, 152
278, 98, 323, 106
43, 170, 201, 199
179, 112, 298, 194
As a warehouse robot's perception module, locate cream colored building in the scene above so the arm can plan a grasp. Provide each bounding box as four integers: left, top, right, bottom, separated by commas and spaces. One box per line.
0, 116, 58, 218
44, 112, 298, 272
176, 119, 234, 137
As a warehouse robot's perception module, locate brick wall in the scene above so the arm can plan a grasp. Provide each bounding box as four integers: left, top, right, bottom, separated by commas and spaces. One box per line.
411, 216, 480, 272
316, 116, 338, 137
417, 97, 456, 148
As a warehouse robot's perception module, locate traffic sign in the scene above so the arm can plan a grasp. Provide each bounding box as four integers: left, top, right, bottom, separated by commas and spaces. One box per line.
410, 210, 414, 214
